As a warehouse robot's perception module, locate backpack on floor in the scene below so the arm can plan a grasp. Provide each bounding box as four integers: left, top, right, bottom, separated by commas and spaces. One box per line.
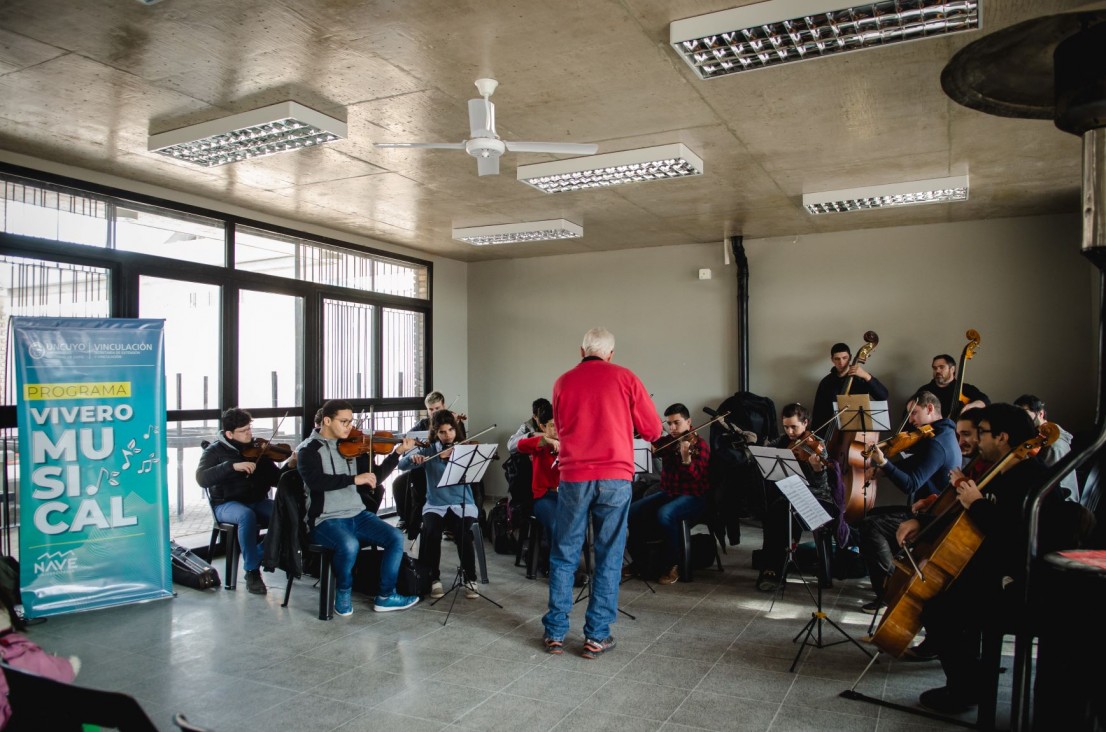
488, 498, 516, 554
170, 541, 220, 590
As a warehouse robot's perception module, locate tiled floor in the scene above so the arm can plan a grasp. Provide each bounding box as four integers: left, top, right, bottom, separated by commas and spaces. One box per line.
25, 524, 1005, 731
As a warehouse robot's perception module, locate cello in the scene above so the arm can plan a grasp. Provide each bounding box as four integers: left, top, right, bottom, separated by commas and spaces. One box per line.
827, 331, 881, 523
871, 422, 1060, 657
948, 329, 982, 421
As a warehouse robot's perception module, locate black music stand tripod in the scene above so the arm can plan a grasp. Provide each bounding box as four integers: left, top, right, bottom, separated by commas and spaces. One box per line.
429, 442, 503, 625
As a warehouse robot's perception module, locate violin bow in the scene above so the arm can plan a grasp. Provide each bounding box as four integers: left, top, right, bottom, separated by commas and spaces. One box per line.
427, 424, 498, 461
652, 412, 730, 454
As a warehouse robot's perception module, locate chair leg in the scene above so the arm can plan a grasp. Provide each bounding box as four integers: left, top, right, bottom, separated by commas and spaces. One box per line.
224, 527, 239, 590
680, 519, 693, 582
471, 522, 489, 584
514, 518, 529, 567
526, 519, 542, 580
281, 570, 294, 608
208, 528, 220, 563
318, 552, 333, 620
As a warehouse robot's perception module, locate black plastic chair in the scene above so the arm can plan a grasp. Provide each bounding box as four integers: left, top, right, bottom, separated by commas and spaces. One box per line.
282, 541, 377, 620
679, 512, 726, 582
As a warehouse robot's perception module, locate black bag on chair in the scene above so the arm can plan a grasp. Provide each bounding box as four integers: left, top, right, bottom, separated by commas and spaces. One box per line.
488, 498, 516, 554
170, 541, 220, 590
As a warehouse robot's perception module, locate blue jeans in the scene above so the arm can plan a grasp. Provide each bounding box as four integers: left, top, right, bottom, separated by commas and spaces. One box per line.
628, 492, 705, 569
532, 493, 558, 539
213, 499, 273, 572
543, 479, 630, 642
309, 512, 404, 597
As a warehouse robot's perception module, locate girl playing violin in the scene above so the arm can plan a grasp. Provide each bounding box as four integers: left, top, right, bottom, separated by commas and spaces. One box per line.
755, 402, 839, 592
625, 403, 711, 585
398, 410, 480, 600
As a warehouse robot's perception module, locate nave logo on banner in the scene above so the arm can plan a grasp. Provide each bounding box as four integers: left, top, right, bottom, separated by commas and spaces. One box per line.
33, 550, 78, 576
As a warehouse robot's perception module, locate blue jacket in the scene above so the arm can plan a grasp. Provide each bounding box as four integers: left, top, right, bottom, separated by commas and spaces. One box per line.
881, 418, 960, 504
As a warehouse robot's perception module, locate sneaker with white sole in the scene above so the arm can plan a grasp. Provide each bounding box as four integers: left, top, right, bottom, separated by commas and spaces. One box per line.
464, 580, 479, 599
374, 592, 419, 613
430, 581, 445, 599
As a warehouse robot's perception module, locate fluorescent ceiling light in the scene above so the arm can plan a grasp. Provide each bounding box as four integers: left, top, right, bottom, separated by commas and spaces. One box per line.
803, 175, 969, 214
517, 143, 704, 194
671, 0, 981, 80
148, 101, 347, 167
452, 219, 583, 246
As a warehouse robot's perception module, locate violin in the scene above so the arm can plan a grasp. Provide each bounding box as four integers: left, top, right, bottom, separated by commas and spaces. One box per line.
338, 427, 425, 459
651, 411, 730, 455
788, 431, 827, 464
862, 424, 935, 460
240, 438, 293, 462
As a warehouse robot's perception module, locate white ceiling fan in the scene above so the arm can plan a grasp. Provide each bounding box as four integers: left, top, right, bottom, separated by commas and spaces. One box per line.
373, 78, 598, 176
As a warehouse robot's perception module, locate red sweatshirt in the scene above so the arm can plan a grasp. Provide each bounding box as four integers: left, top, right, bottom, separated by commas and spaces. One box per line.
552, 357, 662, 482
517, 435, 559, 500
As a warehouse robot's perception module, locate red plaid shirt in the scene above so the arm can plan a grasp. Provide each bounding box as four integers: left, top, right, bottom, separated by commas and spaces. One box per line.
652, 434, 711, 497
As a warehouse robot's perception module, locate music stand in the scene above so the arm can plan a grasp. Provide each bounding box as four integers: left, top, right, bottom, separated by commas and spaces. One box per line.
430, 443, 503, 625
749, 447, 812, 608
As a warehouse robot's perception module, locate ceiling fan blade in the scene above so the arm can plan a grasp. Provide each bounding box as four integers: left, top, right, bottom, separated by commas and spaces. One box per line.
468, 99, 496, 138
476, 156, 500, 176
373, 142, 466, 150
504, 141, 598, 155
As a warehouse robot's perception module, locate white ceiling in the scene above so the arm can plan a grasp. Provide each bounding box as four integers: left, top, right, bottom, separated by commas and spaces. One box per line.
0, 0, 1094, 262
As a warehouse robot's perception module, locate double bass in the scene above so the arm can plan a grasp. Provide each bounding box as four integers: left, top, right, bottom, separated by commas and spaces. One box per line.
827, 331, 881, 523
871, 422, 1060, 657
948, 329, 982, 421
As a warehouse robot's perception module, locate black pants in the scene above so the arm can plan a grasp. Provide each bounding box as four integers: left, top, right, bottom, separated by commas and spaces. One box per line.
920, 566, 1006, 701
392, 471, 427, 539
420, 510, 476, 583
858, 505, 912, 601
760, 495, 837, 584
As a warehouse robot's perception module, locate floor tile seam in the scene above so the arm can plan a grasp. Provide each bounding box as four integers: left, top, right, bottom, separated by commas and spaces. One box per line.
545, 662, 621, 730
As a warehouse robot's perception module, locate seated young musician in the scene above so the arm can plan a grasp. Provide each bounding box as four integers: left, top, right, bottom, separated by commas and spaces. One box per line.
196, 408, 287, 595
755, 402, 839, 592
398, 409, 480, 600
516, 401, 559, 539
896, 404, 1063, 714
625, 403, 710, 585
296, 399, 419, 616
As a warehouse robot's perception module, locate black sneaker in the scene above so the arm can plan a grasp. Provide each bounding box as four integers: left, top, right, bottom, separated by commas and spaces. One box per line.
542, 635, 564, 655
581, 636, 616, 659
918, 686, 978, 715
245, 569, 267, 595
860, 600, 885, 615
756, 570, 780, 592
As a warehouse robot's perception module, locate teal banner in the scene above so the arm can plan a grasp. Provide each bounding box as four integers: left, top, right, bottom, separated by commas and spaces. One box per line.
12, 317, 172, 617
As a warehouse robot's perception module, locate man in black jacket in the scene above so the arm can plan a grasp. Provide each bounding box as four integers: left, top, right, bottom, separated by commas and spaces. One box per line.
811, 342, 889, 440
914, 353, 989, 418
196, 408, 286, 594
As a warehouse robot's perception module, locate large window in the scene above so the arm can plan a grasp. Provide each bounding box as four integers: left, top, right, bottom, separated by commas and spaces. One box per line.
238, 289, 303, 409
0, 168, 432, 542
139, 277, 221, 411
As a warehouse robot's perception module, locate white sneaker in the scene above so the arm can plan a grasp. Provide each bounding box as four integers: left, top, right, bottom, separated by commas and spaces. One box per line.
464, 581, 479, 599
430, 581, 445, 599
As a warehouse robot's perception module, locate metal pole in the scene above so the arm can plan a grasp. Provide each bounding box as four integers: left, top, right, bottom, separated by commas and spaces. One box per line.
730, 235, 749, 393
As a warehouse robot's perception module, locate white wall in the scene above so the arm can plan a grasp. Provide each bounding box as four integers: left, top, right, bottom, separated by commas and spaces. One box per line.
468, 214, 1098, 498
468, 242, 739, 496
745, 214, 1097, 433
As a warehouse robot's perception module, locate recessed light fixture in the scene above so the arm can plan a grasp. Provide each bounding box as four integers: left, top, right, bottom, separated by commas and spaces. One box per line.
671, 0, 981, 80
148, 101, 347, 167
517, 143, 704, 194
452, 219, 583, 246
803, 175, 969, 214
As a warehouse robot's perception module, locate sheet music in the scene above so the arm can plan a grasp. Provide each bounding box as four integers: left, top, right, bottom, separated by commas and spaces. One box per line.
438, 443, 497, 487
633, 439, 653, 474
834, 397, 891, 432
748, 446, 807, 485
775, 474, 832, 531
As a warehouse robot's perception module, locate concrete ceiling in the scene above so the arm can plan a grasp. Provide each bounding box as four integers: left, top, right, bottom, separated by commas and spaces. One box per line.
0, 0, 1094, 262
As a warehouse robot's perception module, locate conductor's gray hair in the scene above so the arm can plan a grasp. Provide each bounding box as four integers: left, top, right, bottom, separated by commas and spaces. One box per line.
582, 327, 615, 357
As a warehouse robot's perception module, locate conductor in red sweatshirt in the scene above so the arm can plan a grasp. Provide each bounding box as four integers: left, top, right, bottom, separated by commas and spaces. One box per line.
541, 327, 661, 659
